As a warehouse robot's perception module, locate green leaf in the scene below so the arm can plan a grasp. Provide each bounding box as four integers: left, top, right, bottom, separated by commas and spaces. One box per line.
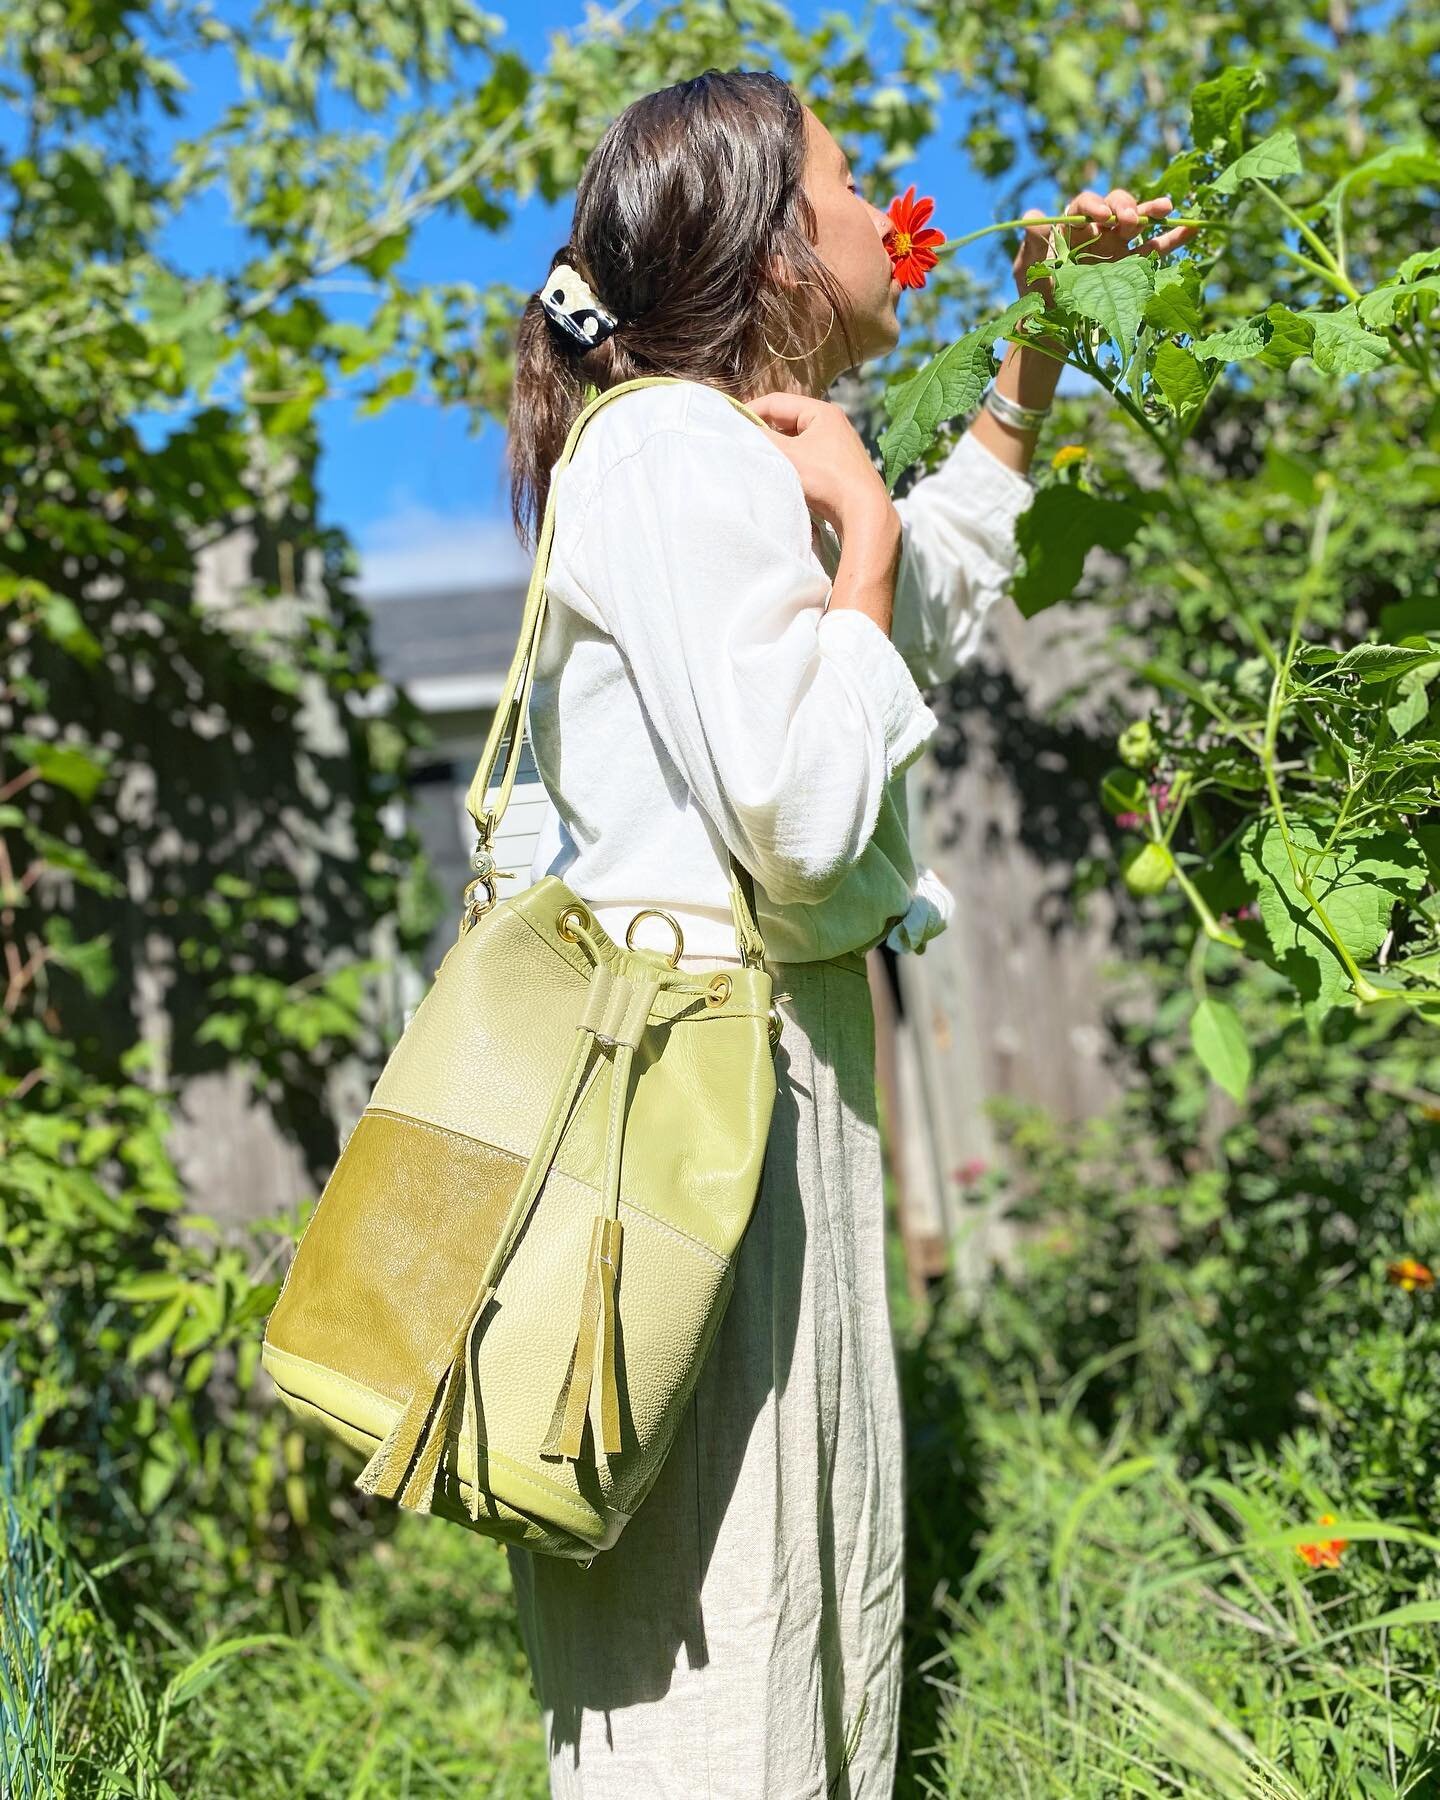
1054, 256, 1154, 359
1101, 768, 1147, 815
1011, 484, 1145, 618
1397, 246, 1440, 284
1303, 303, 1390, 375
44, 918, 115, 997
1151, 341, 1207, 420
1195, 305, 1313, 369
37, 593, 103, 665
128, 1292, 189, 1364
1190, 66, 1268, 162
1190, 997, 1251, 1101
878, 297, 1043, 488
1357, 274, 1440, 329
1193, 317, 1270, 364
1143, 265, 1205, 337
1253, 304, 1317, 370
1239, 822, 1428, 1020
1324, 643, 1440, 682
1208, 128, 1303, 195
5, 734, 109, 802
880, 334, 993, 489
114, 1272, 187, 1303
1388, 671, 1431, 738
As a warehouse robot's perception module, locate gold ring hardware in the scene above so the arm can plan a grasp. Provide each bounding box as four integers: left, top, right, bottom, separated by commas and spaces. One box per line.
460, 874, 496, 933
458, 834, 514, 933
556, 904, 589, 942
625, 907, 684, 968
767, 990, 791, 1050
704, 973, 732, 1007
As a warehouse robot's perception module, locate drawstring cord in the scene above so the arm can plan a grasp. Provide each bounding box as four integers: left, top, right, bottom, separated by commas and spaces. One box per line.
355, 922, 698, 1521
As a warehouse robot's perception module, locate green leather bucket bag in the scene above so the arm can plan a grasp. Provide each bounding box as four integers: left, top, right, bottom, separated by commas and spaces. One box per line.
261, 376, 781, 1562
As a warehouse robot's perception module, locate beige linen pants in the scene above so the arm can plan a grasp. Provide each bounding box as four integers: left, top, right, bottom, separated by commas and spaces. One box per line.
506, 949, 905, 1798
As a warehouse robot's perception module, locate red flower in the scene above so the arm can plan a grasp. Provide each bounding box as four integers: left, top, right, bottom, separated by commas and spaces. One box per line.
1387, 1257, 1435, 1293
1296, 1513, 1348, 1570
884, 185, 944, 289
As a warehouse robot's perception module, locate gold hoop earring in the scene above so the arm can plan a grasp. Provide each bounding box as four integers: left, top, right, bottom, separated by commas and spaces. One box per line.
761, 278, 837, 362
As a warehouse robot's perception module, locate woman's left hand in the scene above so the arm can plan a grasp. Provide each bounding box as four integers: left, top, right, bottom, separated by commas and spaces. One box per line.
1013, 188, 1198, 308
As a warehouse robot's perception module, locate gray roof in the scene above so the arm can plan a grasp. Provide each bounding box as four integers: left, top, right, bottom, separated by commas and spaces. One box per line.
365, 582, 527, 687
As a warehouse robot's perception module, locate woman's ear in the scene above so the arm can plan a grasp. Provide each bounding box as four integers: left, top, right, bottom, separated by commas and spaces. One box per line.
765, 250, 798, 292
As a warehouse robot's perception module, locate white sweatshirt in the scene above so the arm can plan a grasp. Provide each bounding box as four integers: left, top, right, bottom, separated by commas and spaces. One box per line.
525, 377, 1035, 968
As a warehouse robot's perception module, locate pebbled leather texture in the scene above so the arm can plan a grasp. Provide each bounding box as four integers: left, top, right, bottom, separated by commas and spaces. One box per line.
261, 376, 787, 1561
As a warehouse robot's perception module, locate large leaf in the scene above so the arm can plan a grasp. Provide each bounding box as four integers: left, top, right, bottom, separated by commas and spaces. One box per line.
1397, 246, 1440, 284
1190, 66, 1268, 163
1011, 484, 1145, 618
1238, 822, 1428, 1020
1303, 303, 1391, 375
879, 294, 1044, 488
1054, 256, 1154, 360
1195, 302, 1388, 377
1208, 128, 1303, 195
1151, 341, 1207, 421
1357, 274, 1440, 328
1315, 643, 1440, 682
1193, 317, 1270, 363
1144, 264, 1205, 337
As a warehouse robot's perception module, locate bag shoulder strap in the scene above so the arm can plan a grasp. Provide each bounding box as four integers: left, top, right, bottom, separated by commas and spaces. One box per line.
463, 374, 770, 969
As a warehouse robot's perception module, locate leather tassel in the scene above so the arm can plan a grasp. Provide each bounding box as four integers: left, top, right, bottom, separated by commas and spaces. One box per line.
593, 1215, 623, 1454
461, 1291, 497, 1521
356, 1283, 496, 1515
539, 1212, 624, 1460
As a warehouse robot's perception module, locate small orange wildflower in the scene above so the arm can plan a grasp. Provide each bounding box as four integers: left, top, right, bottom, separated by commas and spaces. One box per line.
1296, 1513, 1348, 1570
1050, 444, 1088, 470
1386, 1256, 1435, 1292
883, 185, 944, 289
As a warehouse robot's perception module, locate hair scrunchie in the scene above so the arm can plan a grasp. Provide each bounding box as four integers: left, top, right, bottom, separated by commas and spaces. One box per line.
540, 261, 621, 350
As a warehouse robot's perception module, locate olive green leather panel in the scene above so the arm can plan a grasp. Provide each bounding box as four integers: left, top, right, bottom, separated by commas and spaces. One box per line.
263, 1109, 525, 1408
370, 878, 775, 1257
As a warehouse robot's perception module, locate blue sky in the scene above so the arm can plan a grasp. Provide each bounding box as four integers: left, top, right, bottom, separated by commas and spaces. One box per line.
129, 3, 1075, 595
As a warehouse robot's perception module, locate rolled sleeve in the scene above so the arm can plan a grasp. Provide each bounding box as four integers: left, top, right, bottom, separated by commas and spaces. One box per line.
573, 420, 938, 906
816, 606, 939, 779
891, 426, 1036, 689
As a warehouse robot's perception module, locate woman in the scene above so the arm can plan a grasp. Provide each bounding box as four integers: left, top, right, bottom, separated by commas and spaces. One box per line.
502, 67, 1192, 1798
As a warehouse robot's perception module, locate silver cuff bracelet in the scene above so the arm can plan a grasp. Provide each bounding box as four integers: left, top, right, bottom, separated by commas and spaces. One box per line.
983, 382, 1052, 433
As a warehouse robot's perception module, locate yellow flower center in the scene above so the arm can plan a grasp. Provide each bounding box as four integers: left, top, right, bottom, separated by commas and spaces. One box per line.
891, 229, 912, 255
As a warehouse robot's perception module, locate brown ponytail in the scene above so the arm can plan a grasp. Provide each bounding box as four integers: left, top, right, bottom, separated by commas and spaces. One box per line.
505, 68, 860, 553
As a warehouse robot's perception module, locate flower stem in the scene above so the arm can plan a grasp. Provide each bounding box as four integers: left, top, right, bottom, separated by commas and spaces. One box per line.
934, 213, 1235, 256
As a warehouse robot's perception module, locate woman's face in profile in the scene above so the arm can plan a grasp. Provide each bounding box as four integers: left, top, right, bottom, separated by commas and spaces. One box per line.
798, 104, 904, 377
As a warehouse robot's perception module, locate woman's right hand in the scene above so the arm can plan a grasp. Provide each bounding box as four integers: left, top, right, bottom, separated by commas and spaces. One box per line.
747, 390, 896, 540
